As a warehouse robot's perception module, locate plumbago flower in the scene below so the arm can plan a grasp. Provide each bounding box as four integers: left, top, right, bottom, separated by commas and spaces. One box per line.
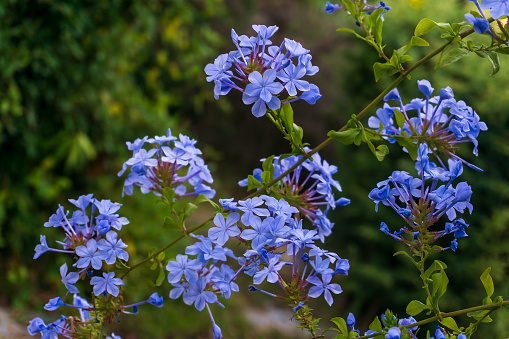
30, 292, 164, 339
238, 149, 350, 241
30, 194, 163, 338
325, 0, 391, 19
369, 144, 473, 253
204, 24, 321, 117
479, 0, 509, 19
368, 79, 487, 169
166, 195, 350, 338
118, 128, 215, 198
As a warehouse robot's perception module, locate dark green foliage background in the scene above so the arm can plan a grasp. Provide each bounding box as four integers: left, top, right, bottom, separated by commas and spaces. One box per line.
1, 0, 508, 337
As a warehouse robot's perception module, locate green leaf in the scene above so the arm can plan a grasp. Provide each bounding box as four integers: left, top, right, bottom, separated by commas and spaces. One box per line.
393, 251, 419, 267
163, 215, 179, 230
280, 103, 294, 134
435, 22, 455, 34
440, 47, 470, 67
373, 62, 397, 82
369, 316, 383, 332
425, 260, 448, 279
393, 110, 406, 129
480, 267, 494, 298
157, 252, 165, 261
342, 0, 357, 18
374, 14, 383, 45
328, 128, 362, 145
374, 145, 389, 161
195, 194, 220, 211
467, 310, 493, 322
162, 187, 176, 206
155, 267, 165, 286
431, 268, 449, 302
247, 174, 262, 190
406, 300, 429, 316
331, 317, 348, 334
474, 50, 500, 75
184, 202, 197, 218
393, 136, 418, 161
439, 317, 460, 331
414, 18, 436, 36
410, 36, 429, 46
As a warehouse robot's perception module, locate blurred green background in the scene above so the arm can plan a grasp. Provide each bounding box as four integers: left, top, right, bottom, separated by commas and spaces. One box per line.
1, 0, 508, 338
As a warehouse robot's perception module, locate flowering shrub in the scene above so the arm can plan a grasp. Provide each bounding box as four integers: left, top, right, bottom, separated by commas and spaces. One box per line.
27, 1, 509, 338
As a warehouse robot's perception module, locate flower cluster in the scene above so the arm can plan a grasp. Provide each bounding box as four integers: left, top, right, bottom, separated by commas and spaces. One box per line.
369, 144, 473, 252
29, 194, 163, 339
325, 0, 391, 18
369, 80, 487, 169
358, 311, 468, 339
205, 24, 321, 117
118, 128, 215, 198
239, 150, 350, 241
166, 195, 350, 338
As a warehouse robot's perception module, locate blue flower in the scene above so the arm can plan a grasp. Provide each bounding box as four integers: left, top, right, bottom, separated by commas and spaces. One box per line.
97, 231, 129, 265
75, 239, 106, 270
60, 263, 79, 294
183, 278, 218, 311
205, 25, 320, 113
325, 1, 341, 13
253, 257, 288, 284
208, 212, 241, 246
306, 273, 342, 306
385, 327, 401, 339
237, 197, 270, 227
242, 70, 284, 117
277, 64, 310, 96
212, 323, 222, 339
211, 264, 240, 299
465, 13, 490, 34
148, 292, 164, 307
90, 272, 124, 297
166, 254, 202, 283
34, 235, 50, 259
44, 297, 64, 311
480, 0, 509, 19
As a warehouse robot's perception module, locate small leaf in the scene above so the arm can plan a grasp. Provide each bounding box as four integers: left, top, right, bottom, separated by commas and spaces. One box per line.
155, 267, 165, 286
368, 316, 383, 332
342, 0, 357, 18
163, 215, 179, 230
474, 50, 500, 75
414, 18, 436, 36
331, 317, 348, 334
425, 260, 448, 279
439, 317, 460, 331
480, 267, 494, 298
157, 252, 165, 261
328, 129, 362, 145
394, 136, 418, 160
410, 36, 429, 46
247, 175, 263, 190
280, 103, 294, 134
195, 194, 220, 211
394, 251, 419, 266
440, 47, 470, 67
406, 300, 429, 316
393, 110, 406, 129
373, 62, 397, 82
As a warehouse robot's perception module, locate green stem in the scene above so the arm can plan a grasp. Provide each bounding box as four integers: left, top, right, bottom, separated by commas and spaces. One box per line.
244, 29, 473, 201
418, 252, 440, 315
120, 218, 212, 279
352, 299, 509, 339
